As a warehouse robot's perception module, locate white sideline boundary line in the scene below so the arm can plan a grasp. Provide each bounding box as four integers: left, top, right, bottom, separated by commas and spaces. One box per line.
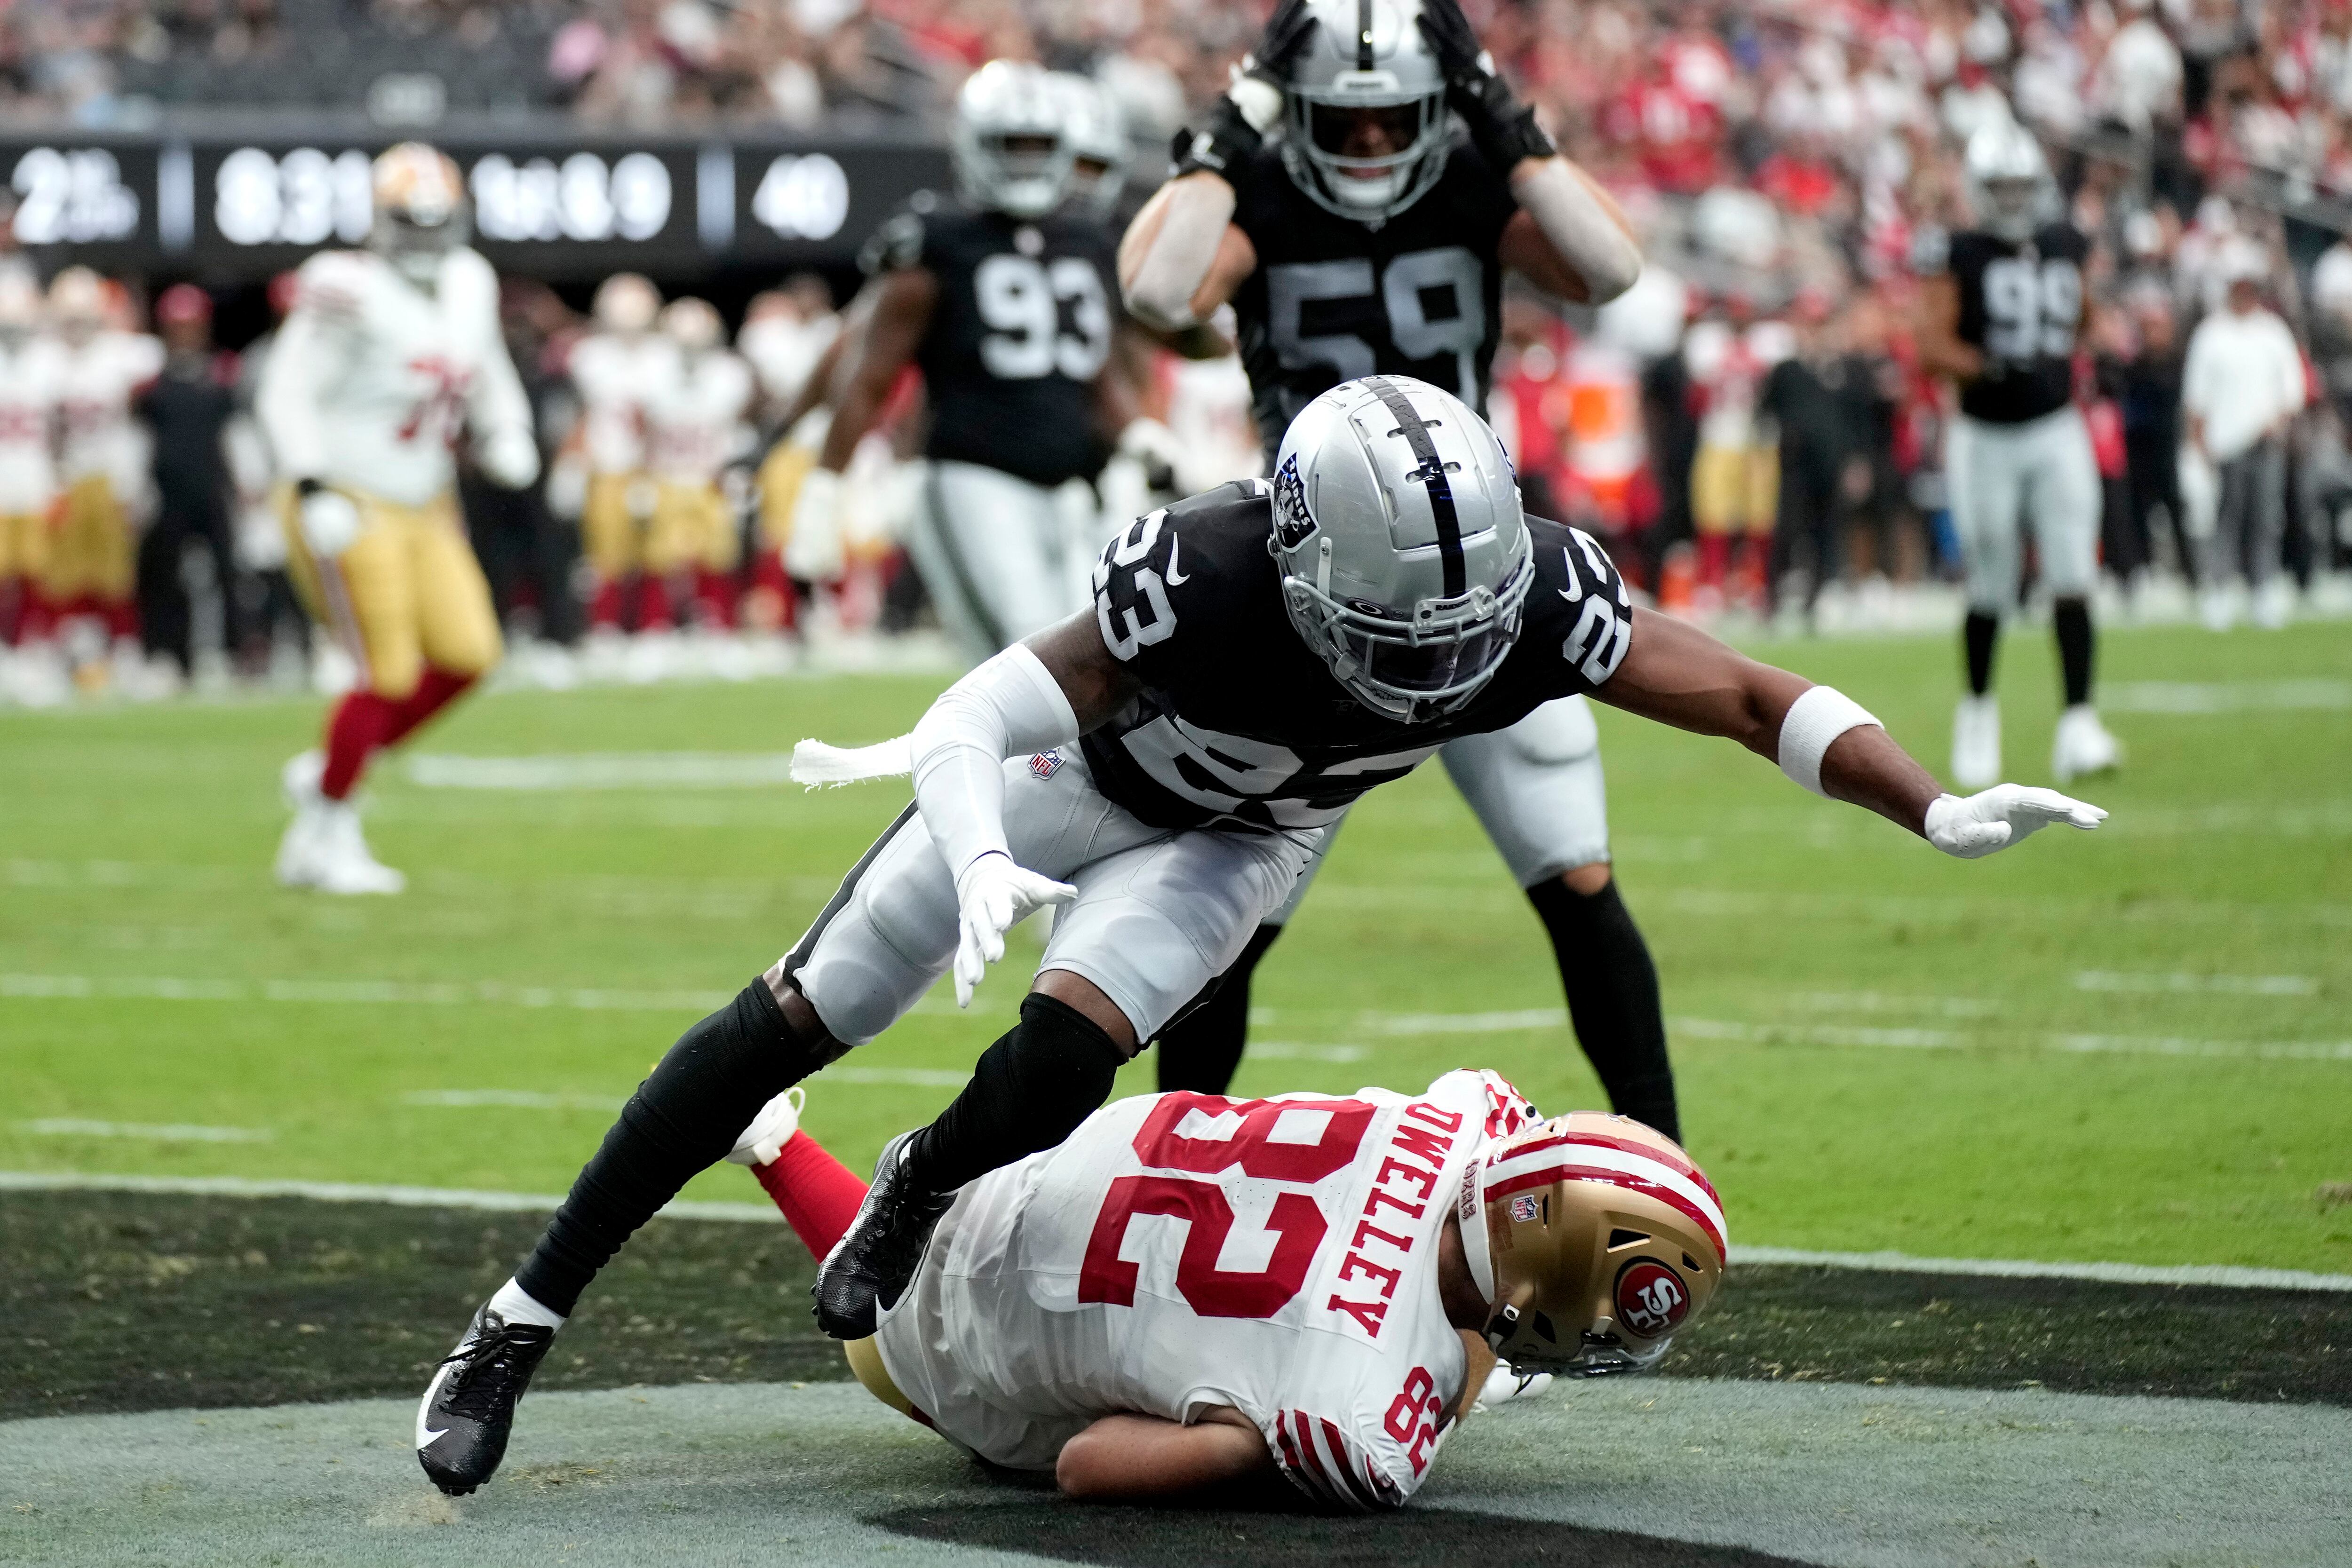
4, 1170, 2347, 1291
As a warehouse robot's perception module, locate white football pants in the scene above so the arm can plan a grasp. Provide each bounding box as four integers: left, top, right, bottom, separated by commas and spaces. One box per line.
1945, 406, 2101, 611
782, 749, 1317, 1045
905, 459, 1097, 667
1269, 695, 1612, 925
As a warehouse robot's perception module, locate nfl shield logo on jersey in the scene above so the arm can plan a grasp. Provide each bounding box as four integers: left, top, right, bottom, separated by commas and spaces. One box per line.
1271, 453, 1316, 549
1029, 751, 1064, 780
1613, 1260, 1691, 1337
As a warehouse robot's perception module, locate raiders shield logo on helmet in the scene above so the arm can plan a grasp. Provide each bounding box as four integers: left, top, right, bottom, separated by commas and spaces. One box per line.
1613, 1259, 1690, 1337
1271, 453, 1316, 549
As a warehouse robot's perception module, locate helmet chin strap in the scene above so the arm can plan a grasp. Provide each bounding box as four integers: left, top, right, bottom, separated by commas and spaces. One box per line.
1456, 1162, 1497, 1303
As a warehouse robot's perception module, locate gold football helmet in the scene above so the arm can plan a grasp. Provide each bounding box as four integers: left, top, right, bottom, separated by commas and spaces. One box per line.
370, 141, 468, 283
593, 273, 660, 336
1456, 1111, 1726, 1376
659, 296, 723, 354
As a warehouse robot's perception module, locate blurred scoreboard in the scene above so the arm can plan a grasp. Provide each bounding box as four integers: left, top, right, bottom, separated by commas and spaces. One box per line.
0, 131, 951, 281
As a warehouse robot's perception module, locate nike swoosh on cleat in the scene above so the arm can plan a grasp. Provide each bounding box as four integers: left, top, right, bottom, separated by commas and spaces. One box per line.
416, 1363, 454, 1449
1164, 536, 1189, 586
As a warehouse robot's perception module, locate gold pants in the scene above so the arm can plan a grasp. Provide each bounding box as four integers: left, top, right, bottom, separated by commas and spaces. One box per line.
1691, 443, 1778, 537
42, 476, 132, 600
843, 1335, 921, 1423
579, 471, 652, 580
0, 508, 50, 580
647, 481, 738, 574
283, 486, 501, 699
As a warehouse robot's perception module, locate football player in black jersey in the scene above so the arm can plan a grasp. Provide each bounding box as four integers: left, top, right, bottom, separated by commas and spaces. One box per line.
1114, 0, 1679, 1140
1918, 118, 2123, 790
420, 375, 2106, 1494
779, 60, 1128, 665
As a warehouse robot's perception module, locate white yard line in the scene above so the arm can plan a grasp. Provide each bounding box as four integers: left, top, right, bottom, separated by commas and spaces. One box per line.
2075, 970, 2322, 996
405, 752, 805, 791
4, 1169, 2344, 1290
2103, 678, 2352, 712
2, 973, 735, 1013
1671, 1015, 2352, 1061
14, 1120, 272, 1144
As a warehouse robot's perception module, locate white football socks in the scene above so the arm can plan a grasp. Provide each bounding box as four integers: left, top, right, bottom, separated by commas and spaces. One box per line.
490, 1277, 566, 1330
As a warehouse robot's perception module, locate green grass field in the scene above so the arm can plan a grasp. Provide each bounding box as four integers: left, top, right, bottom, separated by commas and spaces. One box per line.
4, 620, 2348, 1275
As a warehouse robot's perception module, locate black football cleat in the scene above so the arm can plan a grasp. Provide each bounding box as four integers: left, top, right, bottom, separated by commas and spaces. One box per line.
813, 1131, 954, 1339
415, 1304, 555, 1495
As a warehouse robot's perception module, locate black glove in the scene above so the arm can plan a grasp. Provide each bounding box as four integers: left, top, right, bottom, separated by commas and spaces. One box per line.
1175, 0, 1319, 178
1416, 0, 1554, 170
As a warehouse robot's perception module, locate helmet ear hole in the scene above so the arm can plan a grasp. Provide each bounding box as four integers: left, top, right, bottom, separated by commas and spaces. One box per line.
1608, 1228, 1650, 1249
1685, 1253, 1702, 1273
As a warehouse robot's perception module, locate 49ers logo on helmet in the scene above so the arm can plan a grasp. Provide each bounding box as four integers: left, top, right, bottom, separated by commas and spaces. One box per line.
1614, 1260, 1690, 1337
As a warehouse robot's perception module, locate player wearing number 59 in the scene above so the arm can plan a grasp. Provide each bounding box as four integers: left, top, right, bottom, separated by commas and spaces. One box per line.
1917, 118, 2122, 792
415, 375, 2104, 1498
257, 142, 540, 895
1118, 0, 1683, 1144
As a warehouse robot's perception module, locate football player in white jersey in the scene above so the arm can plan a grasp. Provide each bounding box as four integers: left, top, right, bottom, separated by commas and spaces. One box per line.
642, 297, 755, 636
0, 273, 65, 705
46, 266, 163, 687
257, 141, 539, 894
564, 273, 671, 640
422, 1070, 1724, 1506
738, 277, 839, 634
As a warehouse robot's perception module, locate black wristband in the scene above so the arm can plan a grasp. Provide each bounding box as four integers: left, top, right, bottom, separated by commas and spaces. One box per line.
1173, 95, 1264, 180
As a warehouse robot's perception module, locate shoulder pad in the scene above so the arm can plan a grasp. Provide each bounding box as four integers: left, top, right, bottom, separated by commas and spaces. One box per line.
858, 201, 932, 277
295, 251, 373, 318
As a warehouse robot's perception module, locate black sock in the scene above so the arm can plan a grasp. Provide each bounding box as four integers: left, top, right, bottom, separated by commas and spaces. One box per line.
1963, 610, 2000, 697
2053, 597, 2094, 707
1526, 877, 1678, 1143
516, 980, 830, 1316
905, 993, 1128, 1195
1154, 923, 1286, 1095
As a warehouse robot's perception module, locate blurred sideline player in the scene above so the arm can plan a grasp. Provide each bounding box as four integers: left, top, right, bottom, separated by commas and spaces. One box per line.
1116, 0, 1680, 1137
0, 274, 64, 706
426, 1066, 1726, 1506
1681, 296, 1789, 612
738, 275, 838, 633
642, 297, 754, 639
257, 141, 539, 894
563, 274, 667, 643
785, 60, 1127, 665
47, 266, 163, 692
1918, 119, 2122, 787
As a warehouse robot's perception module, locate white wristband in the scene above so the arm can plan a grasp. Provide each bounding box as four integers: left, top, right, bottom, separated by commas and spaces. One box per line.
1777, 685, 1881, 797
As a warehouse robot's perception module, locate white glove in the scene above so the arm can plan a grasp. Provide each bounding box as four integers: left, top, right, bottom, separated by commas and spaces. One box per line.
297, 487, 364, 558
783, 466, 845, 583
476, 426, 541, 491
952, 851, 1076, 1009
1925, 786, 2106, 859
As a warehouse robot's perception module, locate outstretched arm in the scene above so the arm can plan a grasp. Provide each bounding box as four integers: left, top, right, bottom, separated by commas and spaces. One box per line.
816, 269, 934, 474
1056, 1406, 1273, 1501
1595, 608, 2105, 854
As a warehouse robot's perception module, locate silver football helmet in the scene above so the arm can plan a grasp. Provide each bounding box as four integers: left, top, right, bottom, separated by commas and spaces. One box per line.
952, 59, 1074, 220
1271, 375, 1533, 722
1281, 0, 1452, 225
1053, 71, 1131, 220
1964, 117, 2054, 242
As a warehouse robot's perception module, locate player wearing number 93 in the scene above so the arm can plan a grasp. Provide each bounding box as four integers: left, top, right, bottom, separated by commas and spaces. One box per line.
415, 374, 2106, 1499
780, 60, 1121, 661
1117, 0, 1683, 1142
1917, 117, 2124, 793
257, 141, 540, 896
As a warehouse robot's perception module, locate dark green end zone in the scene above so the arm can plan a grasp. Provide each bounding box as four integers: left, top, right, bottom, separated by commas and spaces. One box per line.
3, 1189, 2345, 1422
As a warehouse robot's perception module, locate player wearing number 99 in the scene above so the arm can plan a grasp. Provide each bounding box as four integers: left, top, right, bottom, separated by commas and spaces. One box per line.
717, 1075, 1721, 1508
782, 60, 1121, 662
1918, 118, 2123, 792
1117, 0, 1682, 1141
257, 142, 540, 895
414, 375, 2105, 1498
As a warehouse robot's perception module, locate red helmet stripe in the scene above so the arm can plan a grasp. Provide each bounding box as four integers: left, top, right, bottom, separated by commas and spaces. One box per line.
1484, 1162, 1727, 1260
1493, 1126, 1715, 1197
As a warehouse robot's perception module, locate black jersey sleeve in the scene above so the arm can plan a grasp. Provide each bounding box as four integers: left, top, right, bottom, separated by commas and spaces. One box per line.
1089, 483, 1265, 680
1524, 518, 1636, 693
